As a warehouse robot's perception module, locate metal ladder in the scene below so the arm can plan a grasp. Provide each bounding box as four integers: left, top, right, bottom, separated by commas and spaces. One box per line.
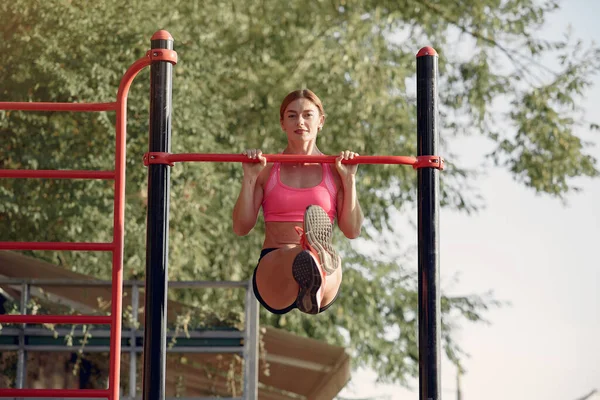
0, 33, 169, 400
0, 31, 259, 400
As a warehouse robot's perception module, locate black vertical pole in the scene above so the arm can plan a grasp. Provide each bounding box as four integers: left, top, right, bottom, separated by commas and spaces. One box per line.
416, 46, 441, 400
143, 30, 174, 400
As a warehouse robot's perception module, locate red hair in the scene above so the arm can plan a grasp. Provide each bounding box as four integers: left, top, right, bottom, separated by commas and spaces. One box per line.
279, 89, 325, 121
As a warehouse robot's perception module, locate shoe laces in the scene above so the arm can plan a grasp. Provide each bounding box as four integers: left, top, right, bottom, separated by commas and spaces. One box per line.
295, 226, 327, 282
295, 226, 310, 251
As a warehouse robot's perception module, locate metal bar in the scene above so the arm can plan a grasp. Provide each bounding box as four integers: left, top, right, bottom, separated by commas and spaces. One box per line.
0, 327, 244, 339
416, 46, 442, 400
161, 347, 243, 354
0, 242, 114, 251
110, 84, 126, 400
0, 315, 111, 324
0, 388, 110, 398
162, 281, 247, 289
0, 278, 115, 286
0, 169, 115, 179
243, 280, 259, 399
109, 26, 155, 400
130, 283, 140, 399
0, 101, 117, 112
0, 278, 248, 288
15, 283, 29, 389
122, 398, 243, 400
158, 153, 418, 166
143, 30, 174, 400
0, 345, 244, 354
0, 393, 240, 400
243, 282, 251, 396
0, 345, 113, 352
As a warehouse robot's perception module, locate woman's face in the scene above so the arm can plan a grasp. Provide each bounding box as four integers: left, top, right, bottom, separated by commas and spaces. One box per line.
280, 98, 324, 142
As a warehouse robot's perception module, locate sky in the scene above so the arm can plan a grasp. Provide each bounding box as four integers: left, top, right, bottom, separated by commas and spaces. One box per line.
340, 1, 600, 399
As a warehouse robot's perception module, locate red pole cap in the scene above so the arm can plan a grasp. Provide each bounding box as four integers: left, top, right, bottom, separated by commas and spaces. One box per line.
416, 46, 438, 57
151, 30, 173, 41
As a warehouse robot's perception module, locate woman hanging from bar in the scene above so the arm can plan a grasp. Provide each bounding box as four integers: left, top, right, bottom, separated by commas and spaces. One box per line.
232, 89, 364, 315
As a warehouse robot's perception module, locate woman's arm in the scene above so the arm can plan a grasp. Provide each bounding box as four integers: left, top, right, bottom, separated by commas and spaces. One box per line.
336, 174, 364, 239
232, 150, 267, 236
335, 151, 364, 239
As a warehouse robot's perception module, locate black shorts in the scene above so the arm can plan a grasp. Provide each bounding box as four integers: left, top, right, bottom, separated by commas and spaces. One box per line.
252, 248, 338, 315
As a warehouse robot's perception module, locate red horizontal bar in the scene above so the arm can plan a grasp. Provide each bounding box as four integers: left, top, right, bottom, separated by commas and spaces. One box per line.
0, 388, 110, 398
0, 315, 111, 324
0, 169, 115, 179
0, 101, 117, 112
0, 242, 114, 251
155, 153, 419, 166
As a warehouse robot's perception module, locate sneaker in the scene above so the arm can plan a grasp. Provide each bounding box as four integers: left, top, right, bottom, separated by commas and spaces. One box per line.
297, 205, 341, 275
292, 250, 323, 314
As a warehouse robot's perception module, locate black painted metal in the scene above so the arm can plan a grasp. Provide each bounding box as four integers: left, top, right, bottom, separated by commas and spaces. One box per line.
143, 36, 174, 400
416, 50, 441, 400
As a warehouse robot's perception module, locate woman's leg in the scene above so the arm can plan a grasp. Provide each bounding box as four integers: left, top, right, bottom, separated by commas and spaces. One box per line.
254, 245, 302, 311
254, 245, 342, 313
321, 265, 342, 308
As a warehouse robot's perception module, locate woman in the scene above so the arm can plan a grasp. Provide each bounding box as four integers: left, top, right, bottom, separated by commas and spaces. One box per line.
232, 89, 364, 315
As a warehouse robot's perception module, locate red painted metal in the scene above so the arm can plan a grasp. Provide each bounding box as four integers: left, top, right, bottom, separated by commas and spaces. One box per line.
144, 152, 420, 166
414, 155, 445, 170
146, 48, 178, 64
0, 315, 111, 324
0, 241, 114, 251
105, 48, 154, 400
0, 47, 158, 400
0, 389, 110, 398
143, 152, 174, 166
0, 169, 115, 179
0, 35, 168, 400
0, 102, 117, 112
151, 30, 173, 41
143, 152, 446, 170
417, 46, 438, 57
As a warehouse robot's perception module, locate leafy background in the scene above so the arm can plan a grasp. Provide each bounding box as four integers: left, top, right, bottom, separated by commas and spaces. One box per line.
1, 0, 598, 386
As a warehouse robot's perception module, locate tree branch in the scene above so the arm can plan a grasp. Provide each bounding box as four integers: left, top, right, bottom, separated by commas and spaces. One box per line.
417, 0, 559, 85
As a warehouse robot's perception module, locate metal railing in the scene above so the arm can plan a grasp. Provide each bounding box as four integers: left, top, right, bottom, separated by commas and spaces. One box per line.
0, 278, 259, 400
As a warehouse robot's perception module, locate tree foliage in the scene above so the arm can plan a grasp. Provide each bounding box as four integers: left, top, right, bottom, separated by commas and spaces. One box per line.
1, 0, 598, 384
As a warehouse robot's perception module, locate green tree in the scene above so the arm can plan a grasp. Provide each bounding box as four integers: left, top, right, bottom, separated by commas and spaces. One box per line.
1, 0, 597, 385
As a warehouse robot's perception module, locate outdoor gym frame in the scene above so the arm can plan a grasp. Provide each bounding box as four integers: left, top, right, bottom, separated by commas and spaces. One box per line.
0, 30, 443, 400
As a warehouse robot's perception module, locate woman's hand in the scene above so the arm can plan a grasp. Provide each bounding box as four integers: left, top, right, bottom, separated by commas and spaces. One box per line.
335, 150, 359, 181
241, 149, 267, 178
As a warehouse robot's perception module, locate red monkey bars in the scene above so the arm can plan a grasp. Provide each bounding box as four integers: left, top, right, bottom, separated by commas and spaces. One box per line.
0, 30, 177, 400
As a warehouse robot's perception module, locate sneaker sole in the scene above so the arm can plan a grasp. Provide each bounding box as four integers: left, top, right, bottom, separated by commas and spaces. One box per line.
304, 205, 340, 275
292, 251, 322, 314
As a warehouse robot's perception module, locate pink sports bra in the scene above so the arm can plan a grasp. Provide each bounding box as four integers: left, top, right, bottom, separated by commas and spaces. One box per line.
262, 163, 338, 223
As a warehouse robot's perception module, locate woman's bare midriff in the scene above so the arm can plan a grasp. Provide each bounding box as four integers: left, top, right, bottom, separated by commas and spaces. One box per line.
262, 221, 303, 248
